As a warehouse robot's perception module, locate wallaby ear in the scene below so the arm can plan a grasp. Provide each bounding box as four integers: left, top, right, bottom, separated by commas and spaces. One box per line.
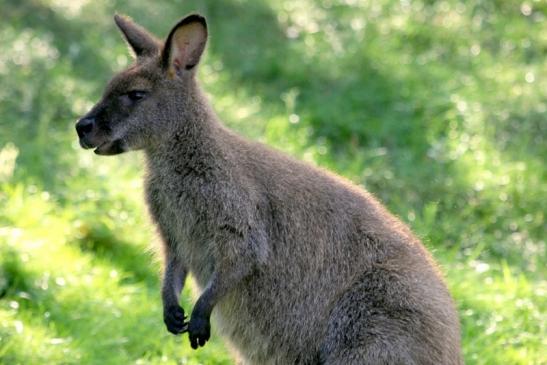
114, 14, 160, 57
161, 14, 207, 77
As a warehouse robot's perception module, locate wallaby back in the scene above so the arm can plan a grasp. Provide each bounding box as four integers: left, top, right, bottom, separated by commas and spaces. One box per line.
76, 13, 462, 365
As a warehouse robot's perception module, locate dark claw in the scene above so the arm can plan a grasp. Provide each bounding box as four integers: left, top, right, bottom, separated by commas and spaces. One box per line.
164, 305, 188, 335
188, 315, 211, 349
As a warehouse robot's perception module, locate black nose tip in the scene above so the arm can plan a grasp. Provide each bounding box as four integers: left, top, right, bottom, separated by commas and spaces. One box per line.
76, 117, 95, 138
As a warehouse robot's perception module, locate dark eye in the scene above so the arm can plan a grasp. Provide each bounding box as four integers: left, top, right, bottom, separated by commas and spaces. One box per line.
126, 90, 147, 102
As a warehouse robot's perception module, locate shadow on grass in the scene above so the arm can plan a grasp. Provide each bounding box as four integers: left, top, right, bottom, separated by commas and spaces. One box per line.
0, 246, 36, 299
75, 224, 159, 289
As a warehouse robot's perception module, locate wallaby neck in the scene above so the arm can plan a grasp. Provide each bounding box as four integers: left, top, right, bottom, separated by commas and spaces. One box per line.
143, 86, 226, 176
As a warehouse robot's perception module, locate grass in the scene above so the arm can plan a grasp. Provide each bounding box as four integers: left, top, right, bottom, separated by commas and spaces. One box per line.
1, 0, 545, 364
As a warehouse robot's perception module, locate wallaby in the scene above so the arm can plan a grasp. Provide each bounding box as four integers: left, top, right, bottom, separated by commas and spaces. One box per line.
76, 13, 462, 365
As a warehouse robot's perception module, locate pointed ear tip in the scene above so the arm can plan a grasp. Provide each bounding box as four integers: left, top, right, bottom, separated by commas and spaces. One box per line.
114, 13, 127, 26
114, 13, 137, 29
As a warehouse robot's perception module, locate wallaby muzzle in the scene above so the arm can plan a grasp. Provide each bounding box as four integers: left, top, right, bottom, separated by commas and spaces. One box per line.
76, 116, 126, 155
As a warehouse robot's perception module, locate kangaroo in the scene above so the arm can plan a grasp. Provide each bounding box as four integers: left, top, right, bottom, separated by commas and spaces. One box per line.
76, 13, 462, 365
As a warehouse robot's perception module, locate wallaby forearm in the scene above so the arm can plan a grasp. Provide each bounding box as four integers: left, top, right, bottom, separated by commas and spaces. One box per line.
162, 250, 188, 335
188, 236, 255, 348
162, 254, 187, 309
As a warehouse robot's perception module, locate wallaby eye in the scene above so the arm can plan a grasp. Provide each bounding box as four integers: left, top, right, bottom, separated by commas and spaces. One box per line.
127, 90, 147, 101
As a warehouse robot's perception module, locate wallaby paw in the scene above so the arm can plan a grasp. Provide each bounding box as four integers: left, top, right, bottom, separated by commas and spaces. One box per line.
188, 315, 210, 349
163, 305, 188, 335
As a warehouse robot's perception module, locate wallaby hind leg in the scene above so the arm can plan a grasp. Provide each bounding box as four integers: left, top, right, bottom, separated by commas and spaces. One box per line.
319, 268, 449, 365
320, 337, 417, 365
320, 316, 417, 365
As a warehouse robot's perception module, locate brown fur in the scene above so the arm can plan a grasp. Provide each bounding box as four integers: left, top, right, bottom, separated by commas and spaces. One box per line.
76, 13, 463, 365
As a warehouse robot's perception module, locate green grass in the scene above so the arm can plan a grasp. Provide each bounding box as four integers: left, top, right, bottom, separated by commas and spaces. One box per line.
1, 0, 545, 364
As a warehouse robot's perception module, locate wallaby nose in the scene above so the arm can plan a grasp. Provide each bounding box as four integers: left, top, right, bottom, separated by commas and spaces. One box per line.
76, 117, 95, 138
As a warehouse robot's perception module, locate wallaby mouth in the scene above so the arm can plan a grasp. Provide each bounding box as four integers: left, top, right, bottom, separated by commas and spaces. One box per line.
93, 139, 127, 155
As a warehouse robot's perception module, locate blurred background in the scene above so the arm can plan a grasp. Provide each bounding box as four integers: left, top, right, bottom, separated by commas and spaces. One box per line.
0, 0, 545, 364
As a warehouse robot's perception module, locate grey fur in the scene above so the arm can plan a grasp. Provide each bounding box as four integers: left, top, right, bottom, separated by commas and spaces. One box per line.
76, 13, 462, 365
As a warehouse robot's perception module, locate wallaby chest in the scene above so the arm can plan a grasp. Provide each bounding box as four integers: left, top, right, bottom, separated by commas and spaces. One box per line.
144, 161, 216, 285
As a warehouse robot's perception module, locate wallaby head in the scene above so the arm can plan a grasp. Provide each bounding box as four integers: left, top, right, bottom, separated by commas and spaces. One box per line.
75, 14, 208, 155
